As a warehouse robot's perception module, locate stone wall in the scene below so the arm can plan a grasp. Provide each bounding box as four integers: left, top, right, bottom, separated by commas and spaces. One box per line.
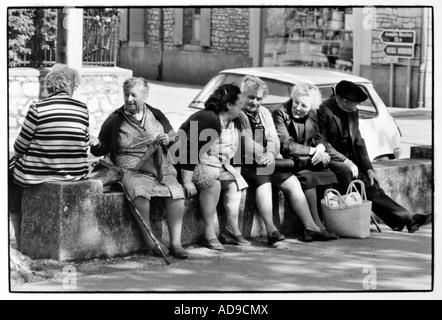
8, 67, 132, 152
371, 7, 423, 67
145, 8, 175, 51
144, 8, 249, 56
208, 8, 249, 55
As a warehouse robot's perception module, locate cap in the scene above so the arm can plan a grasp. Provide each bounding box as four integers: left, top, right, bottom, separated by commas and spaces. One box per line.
336, 80, 368, 103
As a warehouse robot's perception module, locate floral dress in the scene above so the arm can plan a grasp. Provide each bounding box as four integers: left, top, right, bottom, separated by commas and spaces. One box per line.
115, 108, 185, 201
192, 118, 248, 191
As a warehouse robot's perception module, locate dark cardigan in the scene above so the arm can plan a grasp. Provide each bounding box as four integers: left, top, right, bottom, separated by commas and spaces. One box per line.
90, 104, 174, 164
177, 109, 243, 171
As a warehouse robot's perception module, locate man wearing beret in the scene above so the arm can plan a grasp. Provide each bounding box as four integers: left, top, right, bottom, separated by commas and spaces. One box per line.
318, 80, 432, 233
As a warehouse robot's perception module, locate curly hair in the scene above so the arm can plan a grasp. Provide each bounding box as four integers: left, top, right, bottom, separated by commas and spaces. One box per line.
45, 64, 81, 95
290, 83, 322, 109
240, 75, 269, 98
204, 84, 241, 114
123, 77, 150, 98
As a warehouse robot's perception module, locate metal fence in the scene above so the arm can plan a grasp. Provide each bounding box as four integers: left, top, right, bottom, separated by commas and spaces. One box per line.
83, 13, 120, 66
13, 10, 120, 67
16, 48, 57, 67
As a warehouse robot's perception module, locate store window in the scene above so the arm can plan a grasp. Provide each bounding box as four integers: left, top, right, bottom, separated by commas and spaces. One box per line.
264, 7, 354, 72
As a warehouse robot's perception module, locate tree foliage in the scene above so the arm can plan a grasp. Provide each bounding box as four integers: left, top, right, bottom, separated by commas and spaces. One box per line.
8, 8, 120, 68
8, 9, 35, 67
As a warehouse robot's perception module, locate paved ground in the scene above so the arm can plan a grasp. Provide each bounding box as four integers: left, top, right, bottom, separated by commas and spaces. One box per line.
11, 223, 433, 294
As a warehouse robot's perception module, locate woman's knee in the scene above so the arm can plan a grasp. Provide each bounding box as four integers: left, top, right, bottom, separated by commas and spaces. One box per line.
279, 176, 302, 193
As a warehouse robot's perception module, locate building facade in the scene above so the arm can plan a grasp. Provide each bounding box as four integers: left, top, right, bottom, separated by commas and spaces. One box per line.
118, 6, 432, 108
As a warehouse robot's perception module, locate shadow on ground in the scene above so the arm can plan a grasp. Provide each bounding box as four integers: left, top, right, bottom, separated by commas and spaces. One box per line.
11, 224, 432, 293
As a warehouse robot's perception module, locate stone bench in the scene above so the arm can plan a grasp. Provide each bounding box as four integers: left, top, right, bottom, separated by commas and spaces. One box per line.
20, 149, 432, 262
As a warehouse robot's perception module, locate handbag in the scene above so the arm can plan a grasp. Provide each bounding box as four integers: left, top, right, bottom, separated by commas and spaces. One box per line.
88, 159, 124, 192
320, 180, 372, 239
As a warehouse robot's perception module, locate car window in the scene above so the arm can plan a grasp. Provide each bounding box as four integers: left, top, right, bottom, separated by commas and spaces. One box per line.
223, 74, 292, 103
188, 74, 226, 108
318, 87, 334, 102
357, 85, 378, 119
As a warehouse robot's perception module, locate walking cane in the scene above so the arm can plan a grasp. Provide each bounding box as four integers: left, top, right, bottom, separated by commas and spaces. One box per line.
115, 181, 171, 265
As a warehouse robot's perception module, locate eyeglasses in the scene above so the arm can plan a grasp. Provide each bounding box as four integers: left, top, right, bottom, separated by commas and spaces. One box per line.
292, 98, 310, 110
246, 94, 263, 102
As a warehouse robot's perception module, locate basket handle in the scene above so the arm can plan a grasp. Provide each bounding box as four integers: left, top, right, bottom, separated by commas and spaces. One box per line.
345, 179, 367, 201
323, 188, 347, 209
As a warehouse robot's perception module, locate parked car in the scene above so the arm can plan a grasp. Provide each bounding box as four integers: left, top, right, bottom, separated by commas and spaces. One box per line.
186, 67, 402, 161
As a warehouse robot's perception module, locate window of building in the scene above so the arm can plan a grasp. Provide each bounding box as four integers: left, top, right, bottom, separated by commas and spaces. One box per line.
184, 8, 201, 44
175, 8, 210, 48
264, 7, 354, 72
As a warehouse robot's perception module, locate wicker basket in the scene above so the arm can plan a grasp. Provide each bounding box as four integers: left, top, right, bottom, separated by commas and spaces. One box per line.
321, 180, 372, 239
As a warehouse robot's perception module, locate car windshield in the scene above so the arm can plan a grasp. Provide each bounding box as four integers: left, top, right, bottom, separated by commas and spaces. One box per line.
189, 73, 293, 110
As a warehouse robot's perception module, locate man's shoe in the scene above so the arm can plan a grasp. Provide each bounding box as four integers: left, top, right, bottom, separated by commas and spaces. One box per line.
268, 231, 286, 245
303, 229, 339, 242
406, 213, 432, 233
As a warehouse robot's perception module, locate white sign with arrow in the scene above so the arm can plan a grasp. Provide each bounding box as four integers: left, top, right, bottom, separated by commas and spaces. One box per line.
379, 29, 415, 59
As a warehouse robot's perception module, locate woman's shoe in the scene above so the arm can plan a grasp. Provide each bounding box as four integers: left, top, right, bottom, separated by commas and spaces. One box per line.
268, 231, 286, 245
220, 227, 251, 246
204, 237, 225, 251
169, 246, 189, 259
321, 229, 339, 240
303, 229, 339, 242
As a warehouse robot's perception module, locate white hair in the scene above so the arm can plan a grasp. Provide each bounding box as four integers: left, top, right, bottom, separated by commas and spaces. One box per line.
290, 83, 322, 109
240, 75, 269, 98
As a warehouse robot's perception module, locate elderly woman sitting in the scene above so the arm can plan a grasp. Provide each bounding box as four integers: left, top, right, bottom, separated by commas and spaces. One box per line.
10, 64, 90, 251
272, 83, 341, 241
178, 84, 249, 250
240, 76, 338, 243
90, 77, 188, 259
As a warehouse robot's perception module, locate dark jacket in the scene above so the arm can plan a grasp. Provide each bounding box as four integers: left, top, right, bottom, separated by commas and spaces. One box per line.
317, 97, 373, 172
272, 99, 344, 160
178, 109, 242, 171
90, 104, 174, 164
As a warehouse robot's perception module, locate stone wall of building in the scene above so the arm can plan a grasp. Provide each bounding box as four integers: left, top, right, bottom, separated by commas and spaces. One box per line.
145, 8, 176, 51
8, 67, 132, 152
208, 8, 249, 55
144, 8, 249, 56
371, 7, 423, 67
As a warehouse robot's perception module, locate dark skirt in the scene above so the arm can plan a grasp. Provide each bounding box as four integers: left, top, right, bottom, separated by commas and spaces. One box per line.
242, 164, 293, 188
296, 168, 338, 190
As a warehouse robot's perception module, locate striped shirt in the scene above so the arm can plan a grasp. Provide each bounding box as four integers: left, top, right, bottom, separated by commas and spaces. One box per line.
13, 93, 90, 187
